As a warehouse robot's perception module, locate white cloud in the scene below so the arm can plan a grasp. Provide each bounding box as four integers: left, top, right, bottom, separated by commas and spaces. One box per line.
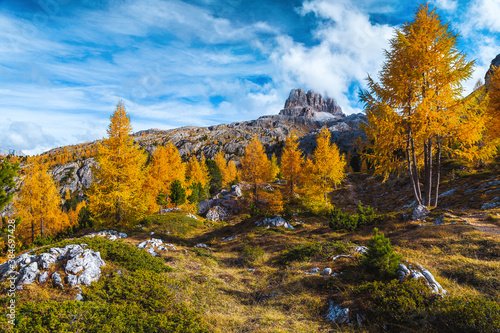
469, 0, 500, 32
271, 0, 394, 114
430, 0, 458, 11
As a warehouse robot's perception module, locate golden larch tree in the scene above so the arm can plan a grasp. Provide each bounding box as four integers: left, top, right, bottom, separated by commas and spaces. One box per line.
280, 133, 304, 198
226, 160, 238, 185
309, 126, 346, 206
213, 151, 230, 187
146, 142, 186, 211
360, 4, 487, 207
88, 102, 149, 227
186, 154, 210, 190
16, 158, 70, 244
240, 135, 271, 201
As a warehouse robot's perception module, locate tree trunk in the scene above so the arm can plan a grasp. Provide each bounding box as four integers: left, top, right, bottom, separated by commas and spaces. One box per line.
424, 138, 433, 206
433, 139, 442, 207
40, 217, 44, 238
406, 135, 422, 205
410, 137, 423, 204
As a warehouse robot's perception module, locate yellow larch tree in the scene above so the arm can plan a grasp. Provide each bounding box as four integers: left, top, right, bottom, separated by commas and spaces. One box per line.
186, 154, 210, 201
360, 4, 487, 207
145, 142, 186, 212
226, 160, 238, 185
270, 153, 280, 181
240, 135, 271, 201
487, 65, 500, 140
214, 151, 230, 187
87, 102, 149, 227
15, 158, 70, 244
308, 126, 346, 207
280, 133, 304, 198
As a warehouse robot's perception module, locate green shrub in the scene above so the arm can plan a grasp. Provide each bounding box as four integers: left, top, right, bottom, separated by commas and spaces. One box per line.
239, 246, 265, 266
281, 206, 293, 221
250, 203, 262, 217
362, 228, 401, 279
170, 180, 186, 206
432, 297, 500, 332
1, 270, 208, 332
354, 279, 434, 328
329, 201, 378, 231
278, 241, 350, 265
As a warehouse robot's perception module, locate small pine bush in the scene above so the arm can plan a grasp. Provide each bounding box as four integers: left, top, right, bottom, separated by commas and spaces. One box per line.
281, 205, 293, 221
362, 228, 401, 279
170, 180, 186, 206
329, 201, 378, 231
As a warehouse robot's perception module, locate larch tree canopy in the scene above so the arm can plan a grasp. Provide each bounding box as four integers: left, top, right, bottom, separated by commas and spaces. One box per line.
240, 135, 271, 201
359, 4, 489, 207
88, 102, 148, 227
309, 126, 346, 206
16, 158, 70, 243
280, 133, 304, 198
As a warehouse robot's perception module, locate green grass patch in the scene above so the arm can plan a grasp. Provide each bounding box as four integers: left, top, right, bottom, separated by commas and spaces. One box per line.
141, 213, 205, 237
277, 241, 351, 266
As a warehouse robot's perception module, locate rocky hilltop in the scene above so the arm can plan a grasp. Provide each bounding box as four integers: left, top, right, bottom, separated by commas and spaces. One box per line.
279, 89, 344, 120
485, 53, 500, 85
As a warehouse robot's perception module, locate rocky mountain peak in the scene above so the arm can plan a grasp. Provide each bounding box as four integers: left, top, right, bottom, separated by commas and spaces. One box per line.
485, 53, 500, 85
279, 89, 344, 120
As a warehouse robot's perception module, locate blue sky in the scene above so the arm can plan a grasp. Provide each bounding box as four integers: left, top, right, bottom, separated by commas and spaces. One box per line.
0, 0, 499, 155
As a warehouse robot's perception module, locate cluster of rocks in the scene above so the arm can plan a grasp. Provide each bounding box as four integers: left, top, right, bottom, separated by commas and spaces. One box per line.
304, 267, 335, 276
51, 158, 96, 195
194, 243, 212, 250
411, 205, 430, 221
137, 238, 176, 256
84, 230, 127, 241
200, 185, 242, 221
255, 216, 294, 229
397, 263, 447, 296
0, 244, 105, 293
481, 197, 500, 210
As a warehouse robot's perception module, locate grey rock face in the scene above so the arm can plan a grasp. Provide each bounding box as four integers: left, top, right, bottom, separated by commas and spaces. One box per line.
38, 271, 49, 284
67, 274, 79, 287
397, 263, 447, 296
325, 301, 350, 324
230, 185, 242, 197
38, 253, 58, 270
485, 54, 500, 85
17, 262, 39, 288
280, 89, 344, 119
206, 206, 229, 222
256, 216, 294, 229
52, 272, 64, 289
411, 205, 430, 221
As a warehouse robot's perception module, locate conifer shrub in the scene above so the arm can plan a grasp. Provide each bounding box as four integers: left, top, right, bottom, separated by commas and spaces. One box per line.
239, 245, 265, 266
329, 201, 379, 231
2, 270, 208, 332
281, 205, 293, 221
278, 241, 350, 265
170, 180, 186, 206
362, 228, 401, 279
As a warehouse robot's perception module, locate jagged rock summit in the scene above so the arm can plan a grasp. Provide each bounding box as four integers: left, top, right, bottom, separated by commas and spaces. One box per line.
485, 53, 500, 85
279, 89, 344, 121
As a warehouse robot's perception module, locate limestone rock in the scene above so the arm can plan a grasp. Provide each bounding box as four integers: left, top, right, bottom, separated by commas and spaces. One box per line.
66, 274, 79, 287
397, 263, 447, 296
38, 271, 49, 284
17, 262, 39, 288
485, 54, 500, 86
230, 185, 242, 197
206, 206, 229, 222
321, 268, 332, 276
38, 253, 57, 270
52, 272, 64, 289
325, 301, 350, 324
411, 205, 430, 221
198, 200, 213, 215
256, 216, 294, 229
279, 89, 344, 120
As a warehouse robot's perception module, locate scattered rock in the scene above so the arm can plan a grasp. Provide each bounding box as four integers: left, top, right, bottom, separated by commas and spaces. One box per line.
325, 301, 350, 324
206, 206, 229, 222
434, 216, 445, 225
17, 262, 39, 289
137, 238, 176, 255
438, 189, 456, 198
66, 274, 79, 287
256, 216, 295, 229
311, 267, 320, 274
38, 253, 57, 270
194, 243, 212, 250
259, 293, 278, 301
332, 255, 351, 261
198, 200, 213, 215
397, 263, 447, 296
75, 293, 84, 301
84, 230, 127, 241
52, 272, 64, 289
321, 268, 332, 276
38, 271, 49, 284
481, 198, 500, 210
230, 185, 242, 197
411, 205, 430, 221
222, 235, 238, 242
352, 246, 368, 255
186, 213, 198, 220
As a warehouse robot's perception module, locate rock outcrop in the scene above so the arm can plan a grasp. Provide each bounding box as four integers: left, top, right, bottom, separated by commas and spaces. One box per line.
279, 89, 344, 120
0, 244, 105, 290
256, 216, 295, 229
485, 53, 500, 86
397, 263, 447, 296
